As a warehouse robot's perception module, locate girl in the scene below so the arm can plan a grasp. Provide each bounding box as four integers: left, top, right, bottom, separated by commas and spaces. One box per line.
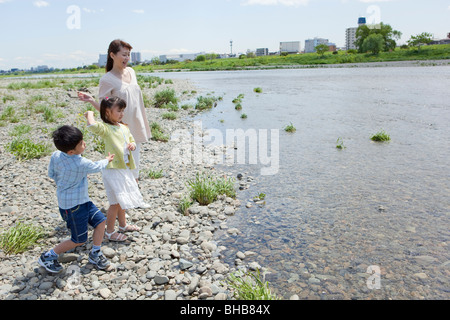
85, 97, 142, 242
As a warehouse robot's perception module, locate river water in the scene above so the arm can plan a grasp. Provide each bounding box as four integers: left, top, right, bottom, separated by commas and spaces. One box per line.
153, 66, 450, 300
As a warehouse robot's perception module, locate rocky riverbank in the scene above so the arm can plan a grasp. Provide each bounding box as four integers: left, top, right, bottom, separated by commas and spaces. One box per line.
0, 76, 275, 300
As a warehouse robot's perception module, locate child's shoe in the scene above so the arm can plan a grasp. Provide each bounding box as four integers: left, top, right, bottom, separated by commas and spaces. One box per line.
38, 253, 63, 273
88, 251, 110, 270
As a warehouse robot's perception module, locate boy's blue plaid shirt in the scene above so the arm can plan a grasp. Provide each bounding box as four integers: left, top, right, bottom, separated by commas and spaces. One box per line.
48, 151, 108, 210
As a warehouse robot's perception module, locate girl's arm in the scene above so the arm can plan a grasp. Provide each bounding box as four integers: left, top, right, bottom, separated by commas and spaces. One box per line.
84, 111, 96, 126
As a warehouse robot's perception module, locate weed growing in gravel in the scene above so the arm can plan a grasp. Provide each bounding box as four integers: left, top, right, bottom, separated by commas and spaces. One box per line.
150, 121, 169, 142
154, 88, 178, 108
0, 221, 46, 255
7, 137, 52, 160
148, 168, 164, 179
186, 172, 235, 205
225, 269, 280, 300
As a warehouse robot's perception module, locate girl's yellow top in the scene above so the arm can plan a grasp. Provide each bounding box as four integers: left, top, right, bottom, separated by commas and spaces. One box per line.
88, 122, 136, 170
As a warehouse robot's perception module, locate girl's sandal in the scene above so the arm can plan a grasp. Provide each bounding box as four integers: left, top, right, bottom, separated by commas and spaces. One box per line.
118, 224, 141, 233
105, 230, 128, 242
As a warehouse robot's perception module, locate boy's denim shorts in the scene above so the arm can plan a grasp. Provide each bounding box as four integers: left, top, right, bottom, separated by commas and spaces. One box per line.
59, 201, 106, 244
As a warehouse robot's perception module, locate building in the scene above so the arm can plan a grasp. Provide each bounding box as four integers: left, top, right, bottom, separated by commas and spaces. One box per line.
345, 17, 366, 50
255, 48, 269, 56
430, 33, 450, 45
305, 38, 329, 53
280, 41, 301, 54
131, 52, 142, 64
159, 53, 205, 63
98, 54, 108, 67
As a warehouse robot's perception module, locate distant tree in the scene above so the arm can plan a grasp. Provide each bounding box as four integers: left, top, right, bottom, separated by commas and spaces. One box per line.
195, 55, 206, 62
407, 32, 433, 51
362, 33, 385, 55
315, 44, 329, 57
355, 23, 402, 53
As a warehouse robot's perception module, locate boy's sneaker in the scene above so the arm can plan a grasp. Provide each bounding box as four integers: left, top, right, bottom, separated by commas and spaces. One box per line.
38, 253, 63, 273
88, 251, 110, 270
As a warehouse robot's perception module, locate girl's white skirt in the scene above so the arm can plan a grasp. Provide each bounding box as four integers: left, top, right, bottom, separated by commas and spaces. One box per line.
102, 168, 143, 210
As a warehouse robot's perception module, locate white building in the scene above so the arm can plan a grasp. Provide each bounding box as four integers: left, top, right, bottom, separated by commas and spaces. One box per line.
345, 17, 366, 50
280, 41, 301, 54
98, 54, 108, 67
305, 38, 329, 53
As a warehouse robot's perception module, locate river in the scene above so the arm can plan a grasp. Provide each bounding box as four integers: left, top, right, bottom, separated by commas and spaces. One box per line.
152, 65, 450, 300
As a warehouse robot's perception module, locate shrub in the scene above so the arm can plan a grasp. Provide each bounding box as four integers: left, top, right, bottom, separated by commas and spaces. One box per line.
186, 172, 236, 206
9, 124, 32, 137
253, 87, 262, 93
195, 96, 218, 110
240, 113, 247, 119
154, 88, 178, 108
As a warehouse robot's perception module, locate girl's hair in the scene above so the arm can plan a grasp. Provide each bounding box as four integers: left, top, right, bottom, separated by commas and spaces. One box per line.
106, 39, 133, 72
100, 96, 127, 125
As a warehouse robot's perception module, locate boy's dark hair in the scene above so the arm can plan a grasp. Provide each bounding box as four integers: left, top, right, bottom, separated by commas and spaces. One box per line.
100, 96, 127, 125
52, 125, 83, 153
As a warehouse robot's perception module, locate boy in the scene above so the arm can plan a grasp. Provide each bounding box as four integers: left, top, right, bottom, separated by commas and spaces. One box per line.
38, 125, 114, 273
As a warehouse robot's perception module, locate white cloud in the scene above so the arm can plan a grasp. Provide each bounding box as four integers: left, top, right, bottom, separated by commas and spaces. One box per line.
132, 9, 145, 14
33, 1, 49, 8
241, 0, 309, 6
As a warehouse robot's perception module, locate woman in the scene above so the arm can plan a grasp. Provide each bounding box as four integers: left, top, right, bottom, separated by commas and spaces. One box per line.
78, 39, 151, 184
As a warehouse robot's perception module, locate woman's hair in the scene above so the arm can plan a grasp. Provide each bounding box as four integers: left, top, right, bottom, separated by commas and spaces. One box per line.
52, 125, 83, 153
100, 96, 127, 125
106, 39, 133, 72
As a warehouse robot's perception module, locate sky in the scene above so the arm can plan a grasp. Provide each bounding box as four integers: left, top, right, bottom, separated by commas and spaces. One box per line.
1, 0, 449, 70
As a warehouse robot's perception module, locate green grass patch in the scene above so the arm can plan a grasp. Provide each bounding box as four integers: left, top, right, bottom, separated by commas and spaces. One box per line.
154, 88, 178, 108
147, 168, 164, 179
195, 95, 219, 110
150, 121, 169, 142
7, 137, 52, 160
9, 124, 32, 137
253, 87, 263, 93
225, 269, 280, 300
161, 112, 177, 120
371, 130, 391, 142
178, 196, 193, 216
0, 221, 46, 255
284, 122, 296, 133
186, 172, 236, 206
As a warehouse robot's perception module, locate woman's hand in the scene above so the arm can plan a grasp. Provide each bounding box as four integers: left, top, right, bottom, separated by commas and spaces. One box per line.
78, 91, 95, 103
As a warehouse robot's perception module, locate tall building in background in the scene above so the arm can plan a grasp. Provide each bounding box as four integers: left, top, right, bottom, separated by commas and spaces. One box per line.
131, 52, 142, 64
345, 17, 366, 50
98, 54, 108, 67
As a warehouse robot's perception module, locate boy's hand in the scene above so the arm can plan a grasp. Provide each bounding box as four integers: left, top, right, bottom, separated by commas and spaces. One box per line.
106, 152, 115, 162
127, 143, 136, 151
